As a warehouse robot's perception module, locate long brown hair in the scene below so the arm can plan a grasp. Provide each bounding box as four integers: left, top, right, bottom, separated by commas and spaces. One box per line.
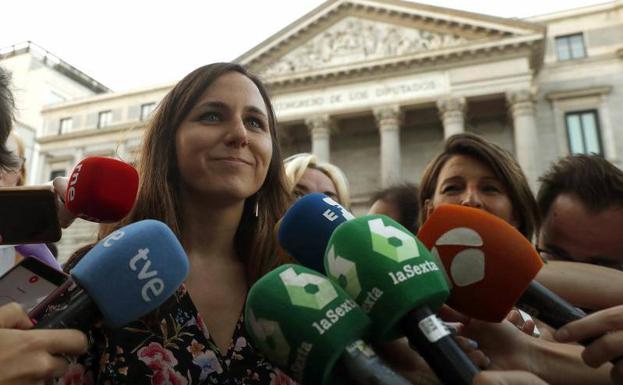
67, 63, 291, 283
419, 133, 539, 240
0, 68, 20, 171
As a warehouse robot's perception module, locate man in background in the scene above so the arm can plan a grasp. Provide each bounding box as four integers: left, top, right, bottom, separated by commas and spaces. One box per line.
537, 154, 623, 269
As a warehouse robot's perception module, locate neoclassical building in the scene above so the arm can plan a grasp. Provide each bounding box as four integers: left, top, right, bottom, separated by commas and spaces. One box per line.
20, 0, 623, 259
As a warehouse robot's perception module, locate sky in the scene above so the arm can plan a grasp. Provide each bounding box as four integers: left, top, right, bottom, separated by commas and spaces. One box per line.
0, 0, 610, 92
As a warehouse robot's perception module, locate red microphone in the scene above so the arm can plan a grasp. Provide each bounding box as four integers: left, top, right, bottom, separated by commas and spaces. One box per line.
417, 204, 543, 322
64, 157, 138, 223
418, 205, 587, 328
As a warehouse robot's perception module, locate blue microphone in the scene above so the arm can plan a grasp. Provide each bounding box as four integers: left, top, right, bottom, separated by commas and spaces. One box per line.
278, 193, 353, 273
36, 220, 189, 330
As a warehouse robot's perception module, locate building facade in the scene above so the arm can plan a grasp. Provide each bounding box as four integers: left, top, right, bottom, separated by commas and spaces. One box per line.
11, 0, 623, 260
0, 41, 109, 185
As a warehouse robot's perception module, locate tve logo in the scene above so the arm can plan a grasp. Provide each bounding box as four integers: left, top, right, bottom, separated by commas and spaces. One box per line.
432, 227, 484, 287
128, 248, 164, 302
102, 230, 125, 247
66, 163, 83, 202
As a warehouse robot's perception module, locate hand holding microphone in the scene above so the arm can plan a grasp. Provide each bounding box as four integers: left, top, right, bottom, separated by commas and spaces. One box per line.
0, 302, 87, 385
473, 371, 550, 385
555, 305, 623, 384
53, 156, 139, 228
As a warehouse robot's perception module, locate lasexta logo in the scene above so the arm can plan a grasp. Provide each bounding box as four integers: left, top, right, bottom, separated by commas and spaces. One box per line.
325, 245, 361, 298
280, 267, 338, 310
247, 309, 290, 366
368, 218, 420, 262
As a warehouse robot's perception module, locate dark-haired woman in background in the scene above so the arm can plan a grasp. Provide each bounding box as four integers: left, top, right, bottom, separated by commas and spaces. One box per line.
418, 133, 613, 385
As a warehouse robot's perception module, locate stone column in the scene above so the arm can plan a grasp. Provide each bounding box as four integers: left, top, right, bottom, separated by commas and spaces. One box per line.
598, 94, 617, 163
437, 97, 466, 139
507, 90, 539, 188
72, 148, 85, 169
305, 115, 331, 163
374, 105, 403, 188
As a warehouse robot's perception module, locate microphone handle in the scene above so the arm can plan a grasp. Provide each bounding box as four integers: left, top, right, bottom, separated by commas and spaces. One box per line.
35, 290, 99, 332
517, 280, 586, 329
340, 339, 412, 385
402, 307, 479, 385
518, 281, 608, 348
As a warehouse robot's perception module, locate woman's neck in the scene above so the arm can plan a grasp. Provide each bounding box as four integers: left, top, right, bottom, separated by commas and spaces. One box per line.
179, 190, 246, 263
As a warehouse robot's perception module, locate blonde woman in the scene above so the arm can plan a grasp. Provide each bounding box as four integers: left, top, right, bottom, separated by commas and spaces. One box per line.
284, 153, 351, 208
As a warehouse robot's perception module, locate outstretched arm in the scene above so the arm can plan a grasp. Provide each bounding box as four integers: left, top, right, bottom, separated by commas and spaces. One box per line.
537, 261, 623, 311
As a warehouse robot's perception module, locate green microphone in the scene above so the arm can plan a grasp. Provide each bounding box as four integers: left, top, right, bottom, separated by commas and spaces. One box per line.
325, 215, 480, 385
246, 264, 412, 385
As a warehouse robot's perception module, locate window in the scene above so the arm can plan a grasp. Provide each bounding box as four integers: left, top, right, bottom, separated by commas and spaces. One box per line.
555, 33, 586, 61
49, 169, 66, 180
140, 102, 156, 121
59, 117, 72, 134
565, 110, 602, 155
98, 110, 112, 129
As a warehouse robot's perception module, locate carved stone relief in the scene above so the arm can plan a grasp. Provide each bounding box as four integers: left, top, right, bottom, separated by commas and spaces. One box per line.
260, 17, 468, 76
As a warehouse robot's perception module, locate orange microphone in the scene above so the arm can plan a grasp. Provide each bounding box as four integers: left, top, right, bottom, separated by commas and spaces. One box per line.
418, 204, 585, 327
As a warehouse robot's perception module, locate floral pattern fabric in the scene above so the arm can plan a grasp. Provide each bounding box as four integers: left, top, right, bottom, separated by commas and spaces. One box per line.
53, 285, 297, 385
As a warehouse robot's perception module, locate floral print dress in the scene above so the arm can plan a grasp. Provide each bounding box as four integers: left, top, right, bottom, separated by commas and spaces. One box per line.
54, 284, 297, 385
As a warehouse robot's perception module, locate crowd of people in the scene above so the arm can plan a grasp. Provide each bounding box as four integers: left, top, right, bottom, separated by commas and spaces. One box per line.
0, 61, 623, 385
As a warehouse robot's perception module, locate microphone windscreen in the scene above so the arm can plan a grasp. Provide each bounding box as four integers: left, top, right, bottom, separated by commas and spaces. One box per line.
278, 193, 354, 273
325, 215, 449, 341
417, 205, 543, 322
245, 264, 370, 385
15, 244, 61, 271
70, 220, 189, 328
65, 157, 139, 222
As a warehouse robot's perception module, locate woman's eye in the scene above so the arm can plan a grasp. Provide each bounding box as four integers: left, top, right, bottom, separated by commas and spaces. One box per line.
482, 185, 502, 193
200, 112, 221, 122
441, 185, 460, 193
245, 117, 264, 131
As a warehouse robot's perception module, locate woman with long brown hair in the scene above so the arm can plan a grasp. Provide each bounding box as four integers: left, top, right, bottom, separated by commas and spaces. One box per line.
58, 62, 295, 385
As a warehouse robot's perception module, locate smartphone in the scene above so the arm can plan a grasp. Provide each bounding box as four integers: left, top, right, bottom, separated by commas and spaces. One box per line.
0, 186, 62, 244
0, 257, 68, 313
